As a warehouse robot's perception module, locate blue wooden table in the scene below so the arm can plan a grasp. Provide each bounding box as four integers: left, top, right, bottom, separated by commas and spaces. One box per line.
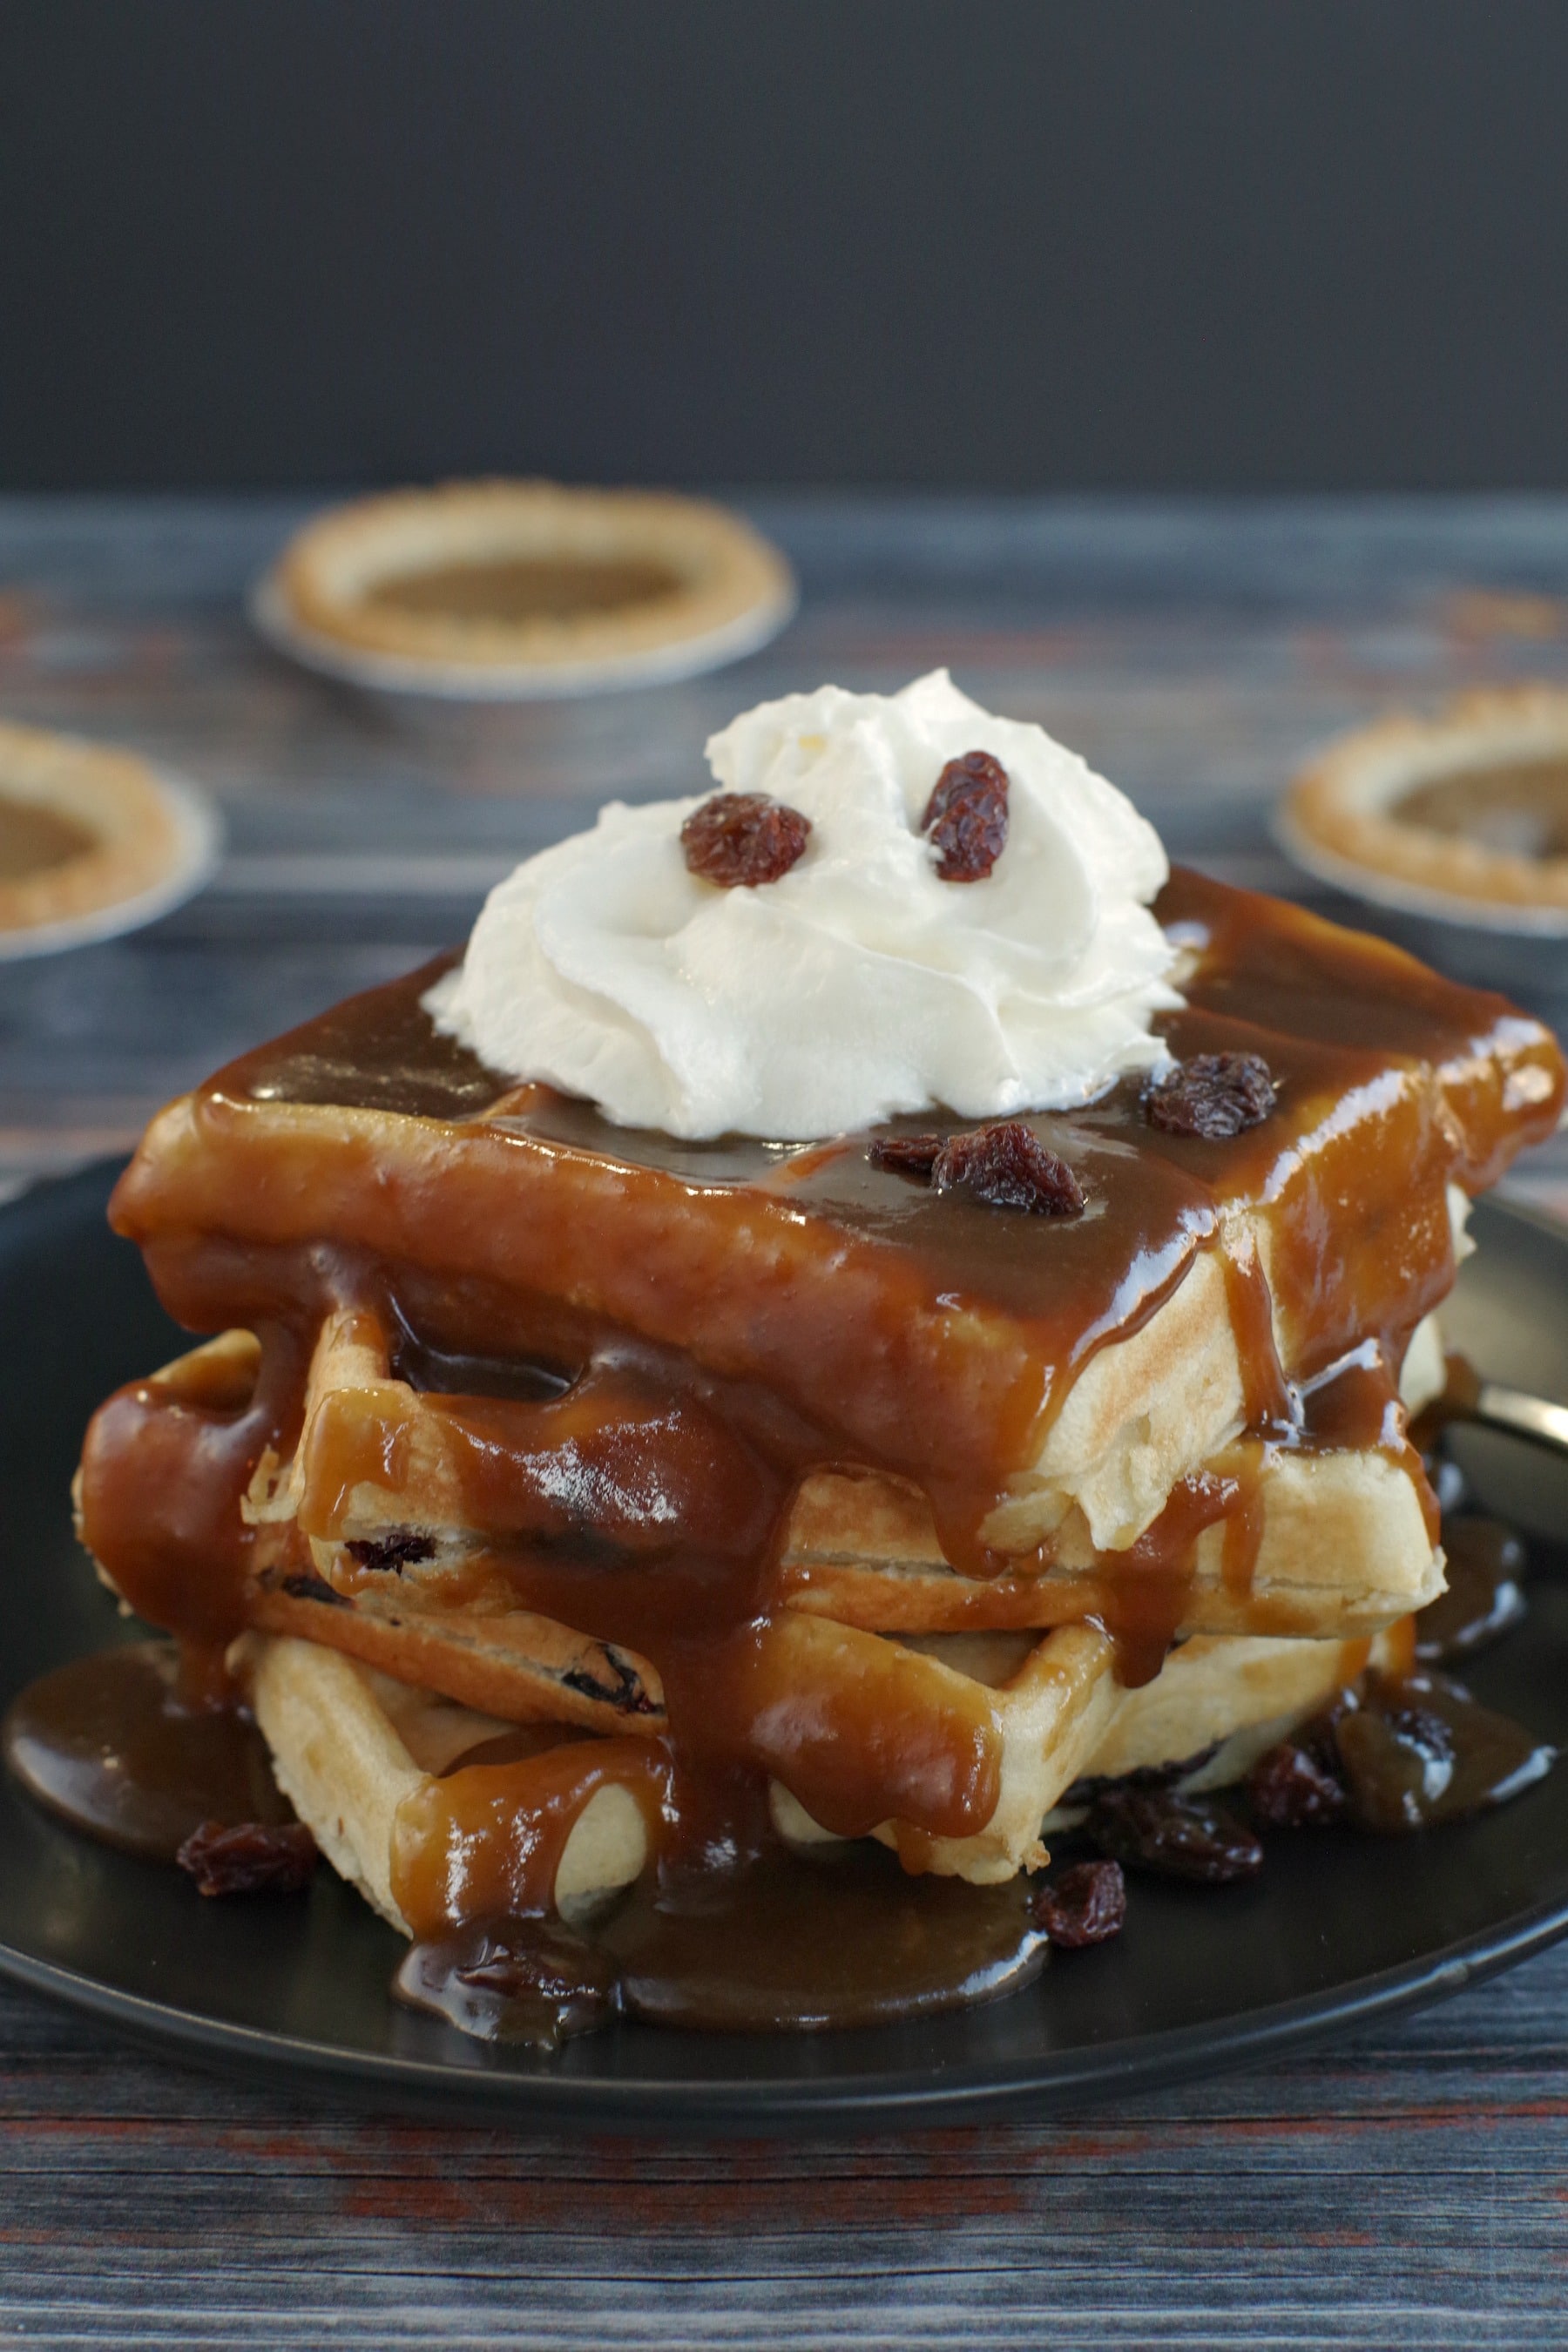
2, 495, 1567, 2347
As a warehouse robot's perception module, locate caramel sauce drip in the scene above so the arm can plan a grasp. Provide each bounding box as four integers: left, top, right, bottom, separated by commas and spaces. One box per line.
61, 870, 1568, 1957
390, 1738, 671, 1939
76, 1328, 306, 1650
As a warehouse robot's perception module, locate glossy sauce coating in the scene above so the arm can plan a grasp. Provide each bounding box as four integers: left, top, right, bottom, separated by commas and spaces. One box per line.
393, 1844, 1050, 2042
51, 871, 1568, 2018
2, 1641, 292, 1861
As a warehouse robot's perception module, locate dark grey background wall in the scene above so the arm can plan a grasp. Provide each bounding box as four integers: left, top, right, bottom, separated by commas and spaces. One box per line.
3, 0, 1566, 492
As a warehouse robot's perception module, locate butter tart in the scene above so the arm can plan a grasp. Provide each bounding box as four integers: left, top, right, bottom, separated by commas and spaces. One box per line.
0, 721, 219, 958
254, 481, 796, 698
1280, 689, 1568, 934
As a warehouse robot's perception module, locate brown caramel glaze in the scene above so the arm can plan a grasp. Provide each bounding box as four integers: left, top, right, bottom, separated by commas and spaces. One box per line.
599, 1842, 1048, 2031
3, 1640, 292, 1862
59, 868, 1567, 1969
1332, 1668, 1553, 1832
1416, 1517, 1529, 1664
78, 1321, 309, 1652
389, 1738, 670, 1936
112, 868, 1565, 1511
394, 1843, 1048, 2042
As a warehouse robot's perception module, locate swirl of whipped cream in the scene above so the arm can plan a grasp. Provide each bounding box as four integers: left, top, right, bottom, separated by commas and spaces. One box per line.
425, 671, 1182, 1140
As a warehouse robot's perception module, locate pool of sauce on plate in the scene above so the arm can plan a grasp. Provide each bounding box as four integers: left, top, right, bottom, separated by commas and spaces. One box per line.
1328, 1666, 1552, 1834
393, 1844, 1049, 2046
2, 1640, 291, 1861
16, 870, 1567, 2038
1416, 1517, 1529, 1663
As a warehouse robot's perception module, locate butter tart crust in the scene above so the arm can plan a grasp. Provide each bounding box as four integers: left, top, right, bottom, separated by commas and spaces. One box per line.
261, 480, 795, 695
1281, 688, 1568, 930
0, 721, 216, 948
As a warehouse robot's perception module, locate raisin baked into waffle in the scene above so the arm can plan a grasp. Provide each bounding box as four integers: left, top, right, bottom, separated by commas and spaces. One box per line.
73, 867, 1564, 1946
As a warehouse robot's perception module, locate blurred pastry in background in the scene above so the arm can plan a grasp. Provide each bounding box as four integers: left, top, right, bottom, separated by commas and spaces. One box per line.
253, 480, 796, 700
0, 721, 220, 960
1278, 688, 1568, 936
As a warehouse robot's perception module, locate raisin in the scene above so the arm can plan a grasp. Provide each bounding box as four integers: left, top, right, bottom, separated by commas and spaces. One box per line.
922, 749, 1010, 881
561, 1650, 659, 1715
394, 1918, 622, 2047
456, 1943, 591, 2005
1144, 1052, 1276, 1140
278, 1569, 350, 1608
1084, 1786, 1262, 1883
1032, 1858, 1126, 1948
177, 1818, 318, 1897
1247, 1739, 1347, 1828
1063, 1742, 1221, 1808
345, 1530, 436, 1575
932, 1121, 1085, 1215
680, 792, 811, 887
866, 1132, 943, 1180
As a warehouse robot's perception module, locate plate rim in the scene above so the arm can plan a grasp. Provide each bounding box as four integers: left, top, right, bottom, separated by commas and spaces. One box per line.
3, 1877, 1565, 2131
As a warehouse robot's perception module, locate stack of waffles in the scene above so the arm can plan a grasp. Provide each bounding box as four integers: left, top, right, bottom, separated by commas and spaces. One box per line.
76, 870, 1565, 1940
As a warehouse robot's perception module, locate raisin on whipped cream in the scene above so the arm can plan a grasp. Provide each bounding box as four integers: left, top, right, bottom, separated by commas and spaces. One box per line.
922, 749, 1010, 882
680, 792, 811, 888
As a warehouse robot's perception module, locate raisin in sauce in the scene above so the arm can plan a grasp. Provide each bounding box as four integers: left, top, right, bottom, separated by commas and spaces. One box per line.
14, 869, 1565, 2042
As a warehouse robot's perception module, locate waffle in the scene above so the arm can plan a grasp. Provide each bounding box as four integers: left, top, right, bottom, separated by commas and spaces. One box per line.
244, 1610, 1411, 1923
242, 1635, 655, 1931
73, 865, 1564, 1944
229, 1302, 1441, 1650
126, 1309, 1436, 1892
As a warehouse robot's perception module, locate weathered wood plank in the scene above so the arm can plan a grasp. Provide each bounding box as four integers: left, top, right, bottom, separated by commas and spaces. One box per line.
5, 1955, 1568, 2346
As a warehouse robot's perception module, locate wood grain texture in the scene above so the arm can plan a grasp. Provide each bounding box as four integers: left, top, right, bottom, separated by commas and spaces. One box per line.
1, 496, 1567, 2347
5, 1952, 1568, 2348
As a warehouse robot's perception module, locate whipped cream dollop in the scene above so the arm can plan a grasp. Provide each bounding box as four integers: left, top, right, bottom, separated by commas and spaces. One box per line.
425, 671, 1182, 1140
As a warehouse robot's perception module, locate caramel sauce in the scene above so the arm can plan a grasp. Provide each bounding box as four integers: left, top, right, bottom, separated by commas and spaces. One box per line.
1416, 1517, 1529, 1663
390, 1738, 671, 1937
24, 869, 1566, 2031
392, 1916, 621, 2047
1333, 1668, 1553, 1831
600, 1842, 1048, 2031
392, 1842, 1049, 2043
2, 1640, 291, 1861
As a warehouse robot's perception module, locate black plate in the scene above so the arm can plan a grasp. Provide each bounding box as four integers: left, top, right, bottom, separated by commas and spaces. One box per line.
3, 1163, 1568, 2130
